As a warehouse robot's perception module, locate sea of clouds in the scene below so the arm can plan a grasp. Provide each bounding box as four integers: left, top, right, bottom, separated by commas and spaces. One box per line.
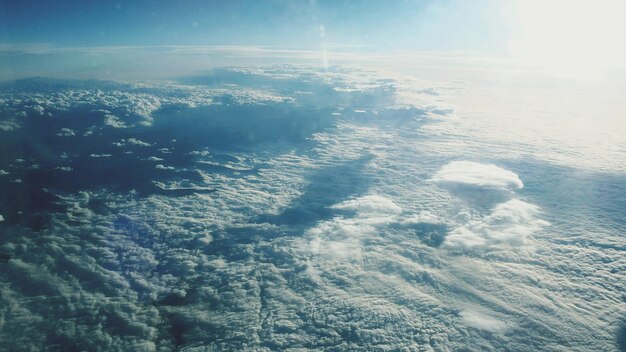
0, 66, 624, 351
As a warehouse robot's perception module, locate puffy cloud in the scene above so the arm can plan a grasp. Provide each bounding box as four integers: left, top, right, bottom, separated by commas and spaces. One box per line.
56, 128, 76, 137
330, 194, 402, 216
432, 161, 523, 191
432, 161, 524, 208
114, 138, 153, 148
127, 138, 152, 147
443, 199, 549, 251
302, 195, 405, 262
432, 160, 548, 252
103, 114, 128, 128
0, 120, 20, 131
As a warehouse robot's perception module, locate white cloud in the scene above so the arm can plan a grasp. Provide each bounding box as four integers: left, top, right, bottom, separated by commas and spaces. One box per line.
56, 128, 76, 137
422, 102, 456, 116
127, 138, 152, 147
330, 194, 402, 216
443, 199, 548, 251
460, 308, 507, 332
302, 195, 404, 263
0, 120, 20, 131
103, 114, 128, 128
432, 161, 523, 191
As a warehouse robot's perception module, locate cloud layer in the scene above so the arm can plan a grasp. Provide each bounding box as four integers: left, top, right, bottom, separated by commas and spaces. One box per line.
0, 66, 623, 351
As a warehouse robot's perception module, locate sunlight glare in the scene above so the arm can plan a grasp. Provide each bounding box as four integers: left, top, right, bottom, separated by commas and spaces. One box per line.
511, 0, 626, 77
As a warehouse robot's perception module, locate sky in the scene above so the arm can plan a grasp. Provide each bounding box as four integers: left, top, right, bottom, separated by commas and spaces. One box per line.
0, 0, 508, 50
0, 0, 626, 80
0, 0, 625, 80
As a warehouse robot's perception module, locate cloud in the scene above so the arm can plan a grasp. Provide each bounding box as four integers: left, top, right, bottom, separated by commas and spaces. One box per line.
0, 120, 20, 131
460, 308, 507, 332
302, 195, 402, 262
56, 128, 76, 137
0, 65, 619, 352
431, 160, 548, 252
103, 114, 128, 128
126, 138, 152, 147
422, 102, 456, 116
432, 161, 523, 191
330, 194, 402, 216
443, 199, 548, 251
432, 161, 524, 207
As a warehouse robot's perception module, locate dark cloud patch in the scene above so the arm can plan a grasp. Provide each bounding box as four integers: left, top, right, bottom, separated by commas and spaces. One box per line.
617, 319, 626, 352
259, 154, 373, 228
149, 103, 334, 149
401, 222, 448, 247
504, 159, 626, 238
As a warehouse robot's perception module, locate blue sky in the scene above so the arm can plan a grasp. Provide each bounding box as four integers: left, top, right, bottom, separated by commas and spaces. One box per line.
2, 0, 625, 81
0, 0, 510, 51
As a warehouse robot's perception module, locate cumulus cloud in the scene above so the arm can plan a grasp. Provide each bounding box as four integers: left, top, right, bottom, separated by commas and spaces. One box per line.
115, 138, 153, 147
0, 120, 20, 131
432, 161, 523, 191
330, 194, 402, 216
103, 114, 128, 128
127, 138, 152, 147
303, 194, 402, 262
443, 199, 548, 251
56, 127, 76, 137
431, 160, 548, 252
432, 161, 524, 207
